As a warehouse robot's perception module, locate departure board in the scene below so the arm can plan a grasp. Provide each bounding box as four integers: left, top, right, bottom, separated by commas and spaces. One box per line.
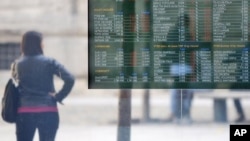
88, 0, 250, 89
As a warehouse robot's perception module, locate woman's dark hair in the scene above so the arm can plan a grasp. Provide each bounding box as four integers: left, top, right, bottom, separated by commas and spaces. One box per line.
21, 31, 43, 56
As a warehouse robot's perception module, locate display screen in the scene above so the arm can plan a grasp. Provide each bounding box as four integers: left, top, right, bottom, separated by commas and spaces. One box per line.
88, 0, 250, 89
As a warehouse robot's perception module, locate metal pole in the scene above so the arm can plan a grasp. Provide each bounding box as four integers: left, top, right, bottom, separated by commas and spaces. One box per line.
117, 1, 134, 141
117, 90, 132, 141
142, 89, 150, 122
180, 89, 183, 120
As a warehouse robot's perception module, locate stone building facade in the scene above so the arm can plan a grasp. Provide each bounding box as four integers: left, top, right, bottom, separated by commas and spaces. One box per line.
0, 0, 88, 77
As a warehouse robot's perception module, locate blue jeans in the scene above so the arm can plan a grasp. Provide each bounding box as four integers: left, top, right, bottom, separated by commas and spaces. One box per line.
233, 99, 245, 117
171, 89, 193, 119
16, 112, 59, 141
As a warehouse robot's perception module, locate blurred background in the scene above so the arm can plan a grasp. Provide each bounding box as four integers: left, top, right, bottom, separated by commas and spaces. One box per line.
0, 0, 250, 141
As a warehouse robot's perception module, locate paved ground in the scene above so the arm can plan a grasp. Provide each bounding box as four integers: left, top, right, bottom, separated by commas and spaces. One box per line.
0, 124, 229, 141
0, 75, 250, 141
0, 123, 231, 141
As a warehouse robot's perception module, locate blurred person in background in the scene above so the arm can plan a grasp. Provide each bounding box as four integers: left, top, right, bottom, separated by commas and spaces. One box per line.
167, 14, 194, 124
233, 98, 245, 122
12, 31, 75, 141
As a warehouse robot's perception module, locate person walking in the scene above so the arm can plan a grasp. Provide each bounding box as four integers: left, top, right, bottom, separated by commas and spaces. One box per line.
167, 14, 194, 124
233, 98, 245, 122
12, 31, 75, 141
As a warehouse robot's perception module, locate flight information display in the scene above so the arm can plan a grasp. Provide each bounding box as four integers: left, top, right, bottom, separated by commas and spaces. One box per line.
88, 0, 250, 89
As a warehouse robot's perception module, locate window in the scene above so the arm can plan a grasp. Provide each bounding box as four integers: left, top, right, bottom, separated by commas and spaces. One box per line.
0, 43, 20, 70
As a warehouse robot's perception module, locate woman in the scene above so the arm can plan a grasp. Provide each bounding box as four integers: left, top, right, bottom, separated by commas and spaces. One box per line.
12, 31, 75, 141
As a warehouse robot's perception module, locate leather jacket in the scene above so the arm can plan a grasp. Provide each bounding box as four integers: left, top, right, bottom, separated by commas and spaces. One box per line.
12, 54, 75, 107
